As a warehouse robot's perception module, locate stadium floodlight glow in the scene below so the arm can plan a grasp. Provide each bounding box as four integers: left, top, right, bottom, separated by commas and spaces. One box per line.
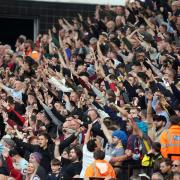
28, 0, 126, 6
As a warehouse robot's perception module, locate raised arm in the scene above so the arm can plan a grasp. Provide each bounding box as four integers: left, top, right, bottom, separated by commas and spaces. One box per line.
110, 103, 129, 118
146, 92, 153, 123
84, 124, 92, 144
54, 138, 61, 161
99, 118, 113, 144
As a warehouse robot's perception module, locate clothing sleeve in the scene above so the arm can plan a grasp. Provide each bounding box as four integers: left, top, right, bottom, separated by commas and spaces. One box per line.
41, 102, 62, 126
170, 83, 180, 100
97, 108, 110, 119
65, 101, 73, 112
110, 164, 116, 178
84, 164, 94, 178
157, 83, 175, 99
149, 81, 159, 93
48, 77, 73, 92
61, 157, 71, 165
7, 107, 26, 126
6, 156, 22, 180
77, 77, 91, 91
13, 137, 38, 152
91, 85, 104, 99
123, 80, 137, 100
104, 105, 126, 132
152, 96, 158, 111
92, 122, 106, 139
51, 108, 66, 123
127, 136, 133, 150
160, 130, 168, 158
1, 85, 13, 95
121, 37, 133, 51
59, 134, 77, 153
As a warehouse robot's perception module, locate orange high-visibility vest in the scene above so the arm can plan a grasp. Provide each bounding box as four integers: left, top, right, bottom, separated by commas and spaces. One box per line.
85, 159, 116, 179
160, 125, 180, 160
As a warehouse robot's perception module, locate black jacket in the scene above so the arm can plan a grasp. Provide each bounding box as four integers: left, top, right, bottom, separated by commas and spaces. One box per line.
13, 133, 77, 172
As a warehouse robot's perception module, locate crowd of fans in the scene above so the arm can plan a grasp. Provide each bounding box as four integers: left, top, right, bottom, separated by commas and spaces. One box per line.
0, 0, 179, 179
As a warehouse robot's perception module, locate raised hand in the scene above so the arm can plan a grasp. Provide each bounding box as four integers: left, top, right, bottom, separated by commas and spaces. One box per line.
1, 100, 9, 109
2, 147, 9, 158
58, 19, 64, 26
146, 91, 153, 101
88, 123, 92, 130
54, 138, 61, 146
63, 94, 69, 102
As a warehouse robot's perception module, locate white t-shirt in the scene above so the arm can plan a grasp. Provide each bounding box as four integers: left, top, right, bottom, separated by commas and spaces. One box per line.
80, 144, 111, 178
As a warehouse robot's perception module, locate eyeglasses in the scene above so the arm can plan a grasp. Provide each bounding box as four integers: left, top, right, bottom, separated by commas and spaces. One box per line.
172, 164, 180, 167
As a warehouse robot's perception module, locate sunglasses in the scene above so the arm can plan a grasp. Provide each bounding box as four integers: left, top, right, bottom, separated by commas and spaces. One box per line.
172, 164, 180, 167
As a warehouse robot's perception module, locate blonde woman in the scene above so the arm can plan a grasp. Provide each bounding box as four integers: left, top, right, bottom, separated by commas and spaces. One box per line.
23, 162, 40, 180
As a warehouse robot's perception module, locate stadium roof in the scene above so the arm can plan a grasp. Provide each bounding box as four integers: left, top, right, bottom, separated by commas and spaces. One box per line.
28, 0, 126, 6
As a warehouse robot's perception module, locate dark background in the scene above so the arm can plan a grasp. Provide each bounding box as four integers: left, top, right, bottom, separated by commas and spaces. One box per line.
0, 18, 34, 47
0, 0, 95, 47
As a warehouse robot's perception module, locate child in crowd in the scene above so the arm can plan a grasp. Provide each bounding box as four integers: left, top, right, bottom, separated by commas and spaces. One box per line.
46, 159, 61, 180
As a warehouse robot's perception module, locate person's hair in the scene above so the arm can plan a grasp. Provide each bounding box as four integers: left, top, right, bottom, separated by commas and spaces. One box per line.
28, 136, 38, 144
25, 39, 34, 48
7, 96, 14, 105
152, 142, 161, 152
9, 149, 19, 157
87, 139, 97, 152
38, 133, 49, 140
170, 116, 180, 125
103, 118, 111, 127
153, 115, 167, 125
107, 89, 116, 98
26, 162, 38, 179
160, 24, 168, 31
63, 147, 70, 154
162, 158, 172, 166
154, 158, 164, 172
32, 109, 39, 115
87, 109, 100, 119
17, 37, 25, 44
93, 150, 105, 160
152, 172, 164, 180
51, 159, 60, 166
70, 147, 82, 161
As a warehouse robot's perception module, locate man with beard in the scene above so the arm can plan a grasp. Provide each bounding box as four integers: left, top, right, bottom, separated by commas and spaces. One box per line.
55, 146, 82, 179
153, 115, 167, 142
